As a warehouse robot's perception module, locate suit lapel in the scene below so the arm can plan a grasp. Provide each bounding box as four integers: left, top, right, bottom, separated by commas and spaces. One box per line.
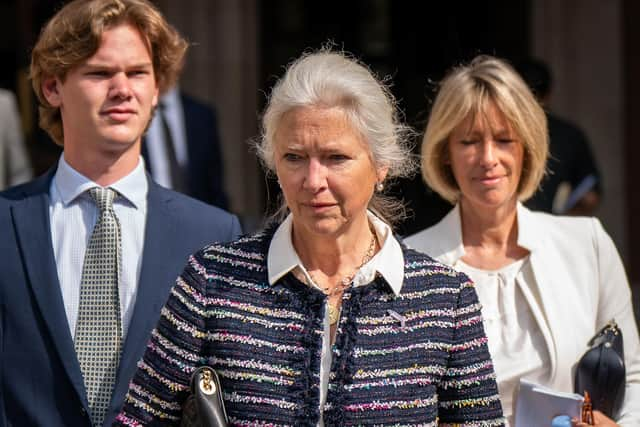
521, 250, 559, 378
113, 182, 186, 405
10, 174, 88, 404
516, 204, 561, 381
434, 204, 468, 265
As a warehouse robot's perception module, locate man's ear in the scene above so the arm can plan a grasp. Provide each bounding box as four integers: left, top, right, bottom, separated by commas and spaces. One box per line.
42, 77, 62, 107
151, 85, 159, 109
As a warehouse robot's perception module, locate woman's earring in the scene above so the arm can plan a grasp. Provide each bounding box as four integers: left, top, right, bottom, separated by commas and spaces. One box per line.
376, 182, 384, 192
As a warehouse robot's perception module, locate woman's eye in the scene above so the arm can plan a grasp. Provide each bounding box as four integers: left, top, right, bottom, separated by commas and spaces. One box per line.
283, 153, 302, 162
496, 138, 514, 144
460, 140, 477, 146
328, 154, 349, 161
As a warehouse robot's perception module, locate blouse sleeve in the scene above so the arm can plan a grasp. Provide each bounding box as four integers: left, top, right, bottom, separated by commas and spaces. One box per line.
437, 273, 505, 426
114, 253, 211, 426
591, 218, 640, 426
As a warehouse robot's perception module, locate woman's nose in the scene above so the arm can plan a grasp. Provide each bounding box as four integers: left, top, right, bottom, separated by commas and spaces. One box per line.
479, 140, 498, 168
303, 158, 327, 192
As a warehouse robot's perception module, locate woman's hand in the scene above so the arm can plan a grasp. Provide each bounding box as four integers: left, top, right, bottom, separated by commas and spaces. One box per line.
572, 410, 619, 426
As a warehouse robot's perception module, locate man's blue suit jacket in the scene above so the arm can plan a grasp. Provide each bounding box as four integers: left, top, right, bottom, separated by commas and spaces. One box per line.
0, 168, 242, 426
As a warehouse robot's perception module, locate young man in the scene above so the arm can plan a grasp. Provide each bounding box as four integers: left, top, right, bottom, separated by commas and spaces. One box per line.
0, 1, 241, 426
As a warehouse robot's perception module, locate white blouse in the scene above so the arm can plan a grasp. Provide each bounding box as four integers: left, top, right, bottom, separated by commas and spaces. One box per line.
455, 257, 550, 426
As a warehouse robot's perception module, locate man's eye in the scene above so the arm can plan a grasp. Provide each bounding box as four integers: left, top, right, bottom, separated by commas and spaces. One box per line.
87, 71, 110, 77
128, 70, 149, 77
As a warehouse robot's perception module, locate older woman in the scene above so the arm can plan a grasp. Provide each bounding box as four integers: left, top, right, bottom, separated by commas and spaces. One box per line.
115, 50, 504, 426
406, 55, 640, 427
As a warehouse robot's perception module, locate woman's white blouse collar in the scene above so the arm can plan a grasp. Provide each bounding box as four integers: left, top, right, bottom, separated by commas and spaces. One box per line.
267, 211, 405, 295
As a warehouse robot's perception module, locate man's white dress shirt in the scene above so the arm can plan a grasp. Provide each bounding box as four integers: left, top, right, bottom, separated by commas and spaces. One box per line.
50, 155, 148, 338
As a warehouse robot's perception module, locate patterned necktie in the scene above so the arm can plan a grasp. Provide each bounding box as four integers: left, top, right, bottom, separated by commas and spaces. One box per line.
75, 187, 123, 426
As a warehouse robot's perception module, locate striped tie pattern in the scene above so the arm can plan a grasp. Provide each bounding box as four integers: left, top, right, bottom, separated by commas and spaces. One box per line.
75, 187, 123, 426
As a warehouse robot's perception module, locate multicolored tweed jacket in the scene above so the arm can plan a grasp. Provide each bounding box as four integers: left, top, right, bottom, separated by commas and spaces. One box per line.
115, 228, 504, 426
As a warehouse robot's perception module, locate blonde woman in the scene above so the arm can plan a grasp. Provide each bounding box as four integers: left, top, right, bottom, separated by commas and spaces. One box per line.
406, 55, 640, 427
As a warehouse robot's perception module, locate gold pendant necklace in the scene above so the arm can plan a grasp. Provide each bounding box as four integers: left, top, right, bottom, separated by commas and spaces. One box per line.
322, 231, 377, 325
328, 303, 341, 325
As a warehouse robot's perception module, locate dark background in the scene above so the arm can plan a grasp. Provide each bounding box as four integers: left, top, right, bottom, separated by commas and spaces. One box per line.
260, 0, 530, 235
2, 0, 530, 236
2, 1, 640, 313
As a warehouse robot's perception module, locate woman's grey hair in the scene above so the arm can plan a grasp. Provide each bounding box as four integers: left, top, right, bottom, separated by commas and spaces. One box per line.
256, 47, 416, 225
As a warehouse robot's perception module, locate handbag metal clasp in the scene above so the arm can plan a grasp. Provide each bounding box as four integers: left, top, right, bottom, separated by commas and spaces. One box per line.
199, 368, 217, 395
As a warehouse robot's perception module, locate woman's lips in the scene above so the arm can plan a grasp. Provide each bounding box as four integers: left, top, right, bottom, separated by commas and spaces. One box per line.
306, 202, 335, 211
477, 176, 502, 185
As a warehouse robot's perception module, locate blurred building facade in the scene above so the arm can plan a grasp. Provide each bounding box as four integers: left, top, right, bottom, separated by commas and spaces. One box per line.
4, 1, 640, 303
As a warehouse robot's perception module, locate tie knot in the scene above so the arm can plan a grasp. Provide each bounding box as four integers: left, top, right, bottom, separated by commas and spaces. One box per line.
88, 187, 117, 212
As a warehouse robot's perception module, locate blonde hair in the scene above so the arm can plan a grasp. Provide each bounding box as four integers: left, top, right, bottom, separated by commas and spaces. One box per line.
422, 55, 548, 203
256, 47, 416, 224
30, 0, 188, 145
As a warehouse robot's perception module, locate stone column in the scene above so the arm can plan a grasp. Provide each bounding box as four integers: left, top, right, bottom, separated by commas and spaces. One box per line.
531, 0, 626, 260
158, 0, 262, 224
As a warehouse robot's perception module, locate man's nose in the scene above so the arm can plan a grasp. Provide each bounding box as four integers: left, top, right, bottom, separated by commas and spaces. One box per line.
109, 73, 132, 99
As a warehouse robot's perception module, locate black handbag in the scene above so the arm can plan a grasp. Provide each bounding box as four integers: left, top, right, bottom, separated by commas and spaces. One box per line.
574, 319, 625, 419
181, 366, 229, 427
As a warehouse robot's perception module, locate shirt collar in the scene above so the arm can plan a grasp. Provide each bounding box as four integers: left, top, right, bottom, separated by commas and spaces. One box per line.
53, 154, 148, 208
267, 211, 405, 295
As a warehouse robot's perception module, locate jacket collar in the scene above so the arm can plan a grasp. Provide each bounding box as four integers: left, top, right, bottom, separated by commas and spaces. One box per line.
515, 202, 543, 252
435, 202, 541, 265
431, 203, 465, 266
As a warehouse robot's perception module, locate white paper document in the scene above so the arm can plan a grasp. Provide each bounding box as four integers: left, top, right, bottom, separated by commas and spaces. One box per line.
515, 379, 584, 427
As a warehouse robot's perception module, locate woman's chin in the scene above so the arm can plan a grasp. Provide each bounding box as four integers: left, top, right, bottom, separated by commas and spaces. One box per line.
294, 217, 348, 238
463, 194, 518, 212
